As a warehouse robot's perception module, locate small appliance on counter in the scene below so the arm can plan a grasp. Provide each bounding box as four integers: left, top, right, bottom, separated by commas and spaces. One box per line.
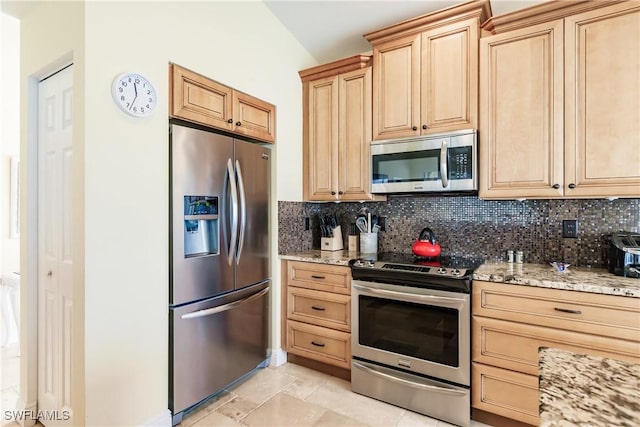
608, 232, 640, 278
411, 227, 441, 258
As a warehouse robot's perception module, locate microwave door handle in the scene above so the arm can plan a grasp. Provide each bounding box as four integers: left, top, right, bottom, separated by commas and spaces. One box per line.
226, 158, 239, 266
440, 139, 449, 188
235, 160, 247, 263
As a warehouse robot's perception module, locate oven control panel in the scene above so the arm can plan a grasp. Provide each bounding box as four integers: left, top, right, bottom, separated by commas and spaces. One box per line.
351, 259, 470, 278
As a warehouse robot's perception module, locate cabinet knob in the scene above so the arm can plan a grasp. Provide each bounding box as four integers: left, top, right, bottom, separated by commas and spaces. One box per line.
552, 184, 560, 189
227, 119, 233, 124
235, 121, 241, 126
338, 191, 344, 195
568, 183, 576, 189
331, 191, 336, 195
412, 126, 418, 131
422, 125, 428, 130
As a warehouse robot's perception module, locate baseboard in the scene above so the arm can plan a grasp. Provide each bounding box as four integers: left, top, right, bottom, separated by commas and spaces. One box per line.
140, 409, 172, 427
269, 347, 287, 367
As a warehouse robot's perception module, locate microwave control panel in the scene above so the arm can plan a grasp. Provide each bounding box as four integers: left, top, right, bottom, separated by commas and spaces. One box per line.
448, 147, 472, 180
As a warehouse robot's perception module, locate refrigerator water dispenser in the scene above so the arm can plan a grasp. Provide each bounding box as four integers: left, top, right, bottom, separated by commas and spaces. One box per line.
184, 196, 218, 257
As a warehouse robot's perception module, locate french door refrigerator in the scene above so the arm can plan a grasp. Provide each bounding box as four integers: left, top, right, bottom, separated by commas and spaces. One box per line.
169, 123, 270, 425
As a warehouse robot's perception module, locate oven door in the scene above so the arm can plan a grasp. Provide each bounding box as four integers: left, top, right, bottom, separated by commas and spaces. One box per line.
351, 279, 470, 386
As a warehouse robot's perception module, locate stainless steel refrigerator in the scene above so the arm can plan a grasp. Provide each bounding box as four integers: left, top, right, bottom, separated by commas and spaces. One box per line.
169, 123, 271, 425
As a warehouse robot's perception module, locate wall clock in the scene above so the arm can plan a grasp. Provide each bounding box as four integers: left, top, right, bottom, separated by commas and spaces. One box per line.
112, 72, 157, 117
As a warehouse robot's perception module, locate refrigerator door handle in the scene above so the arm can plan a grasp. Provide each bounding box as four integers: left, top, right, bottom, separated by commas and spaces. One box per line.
226, 159, 239, 266
235, 160, 247, 263
180, 286, 269, 320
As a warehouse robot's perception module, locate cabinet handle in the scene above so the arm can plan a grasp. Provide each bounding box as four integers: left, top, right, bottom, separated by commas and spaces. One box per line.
311, 341, 325, 347
311, 275, 326, 279
422, 125, 427, 130
412, 126, 418, 131
552, 184, 560, 189
311, 305, 326, 311
554, 307, 582, 315
227, 119, 233, 124
568, 183, 576, 189
235, 121, 241, 126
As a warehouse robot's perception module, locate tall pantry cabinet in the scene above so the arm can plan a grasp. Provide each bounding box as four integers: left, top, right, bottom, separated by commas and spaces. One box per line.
479, 1, 640, 199
299, 55, 383, 202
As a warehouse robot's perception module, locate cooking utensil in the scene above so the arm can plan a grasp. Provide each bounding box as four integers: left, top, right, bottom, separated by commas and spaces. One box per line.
411, 227, 442, 258
356, 217, 368, 233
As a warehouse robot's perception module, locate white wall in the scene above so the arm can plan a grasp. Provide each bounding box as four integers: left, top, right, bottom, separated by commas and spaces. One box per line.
82, 1, 313, 425
1, 13, 20, 275
19, 1, 86, 424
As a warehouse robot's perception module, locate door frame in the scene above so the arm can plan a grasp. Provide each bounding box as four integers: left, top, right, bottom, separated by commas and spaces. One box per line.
20, 53, 83, 427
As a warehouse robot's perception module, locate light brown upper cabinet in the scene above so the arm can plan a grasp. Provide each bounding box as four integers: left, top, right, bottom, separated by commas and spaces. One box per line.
300, 56, 385, 202
364, 0, 490, 140
170, 63, 276, 143
480, 1, 640, 199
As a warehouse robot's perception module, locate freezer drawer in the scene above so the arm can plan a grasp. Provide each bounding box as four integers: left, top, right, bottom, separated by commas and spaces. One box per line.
169, 281, 269, 421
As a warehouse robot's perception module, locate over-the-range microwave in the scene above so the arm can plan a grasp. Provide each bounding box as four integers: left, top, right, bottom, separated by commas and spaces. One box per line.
370, 129, 477, 194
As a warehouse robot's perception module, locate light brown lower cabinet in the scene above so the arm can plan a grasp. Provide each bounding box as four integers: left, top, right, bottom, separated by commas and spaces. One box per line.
283, 261, 352, 372
472, 280, 640, 425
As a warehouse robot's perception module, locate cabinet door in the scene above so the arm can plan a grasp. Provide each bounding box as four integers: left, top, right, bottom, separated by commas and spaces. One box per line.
564, 2, 640, 197
170, 64, 233, 132
372, 33, 421, 140
232, 91, 276, 143
421, 18, 478, 133
479, 20, 564, 199
338, 67, 373, 201
306, 76, 339, 201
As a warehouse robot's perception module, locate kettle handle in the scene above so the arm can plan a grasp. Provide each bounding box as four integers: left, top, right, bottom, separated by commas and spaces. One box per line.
419, 227, 436, 245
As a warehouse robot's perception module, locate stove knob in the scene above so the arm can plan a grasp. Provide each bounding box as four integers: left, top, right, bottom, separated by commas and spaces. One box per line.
437, 267, 447, 274
354, 260, 364, 267
452, 268, 461, 275
366, 260, 375, 268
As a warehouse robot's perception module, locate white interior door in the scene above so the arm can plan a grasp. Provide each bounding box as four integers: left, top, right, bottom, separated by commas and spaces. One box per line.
37, 65, 73, 426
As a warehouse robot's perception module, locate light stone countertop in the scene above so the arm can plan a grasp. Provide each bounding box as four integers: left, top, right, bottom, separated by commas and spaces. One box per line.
539, 347, 640, 427
279, 250, 358, 266
473, 261, 640, 298
279, 252, 640, 297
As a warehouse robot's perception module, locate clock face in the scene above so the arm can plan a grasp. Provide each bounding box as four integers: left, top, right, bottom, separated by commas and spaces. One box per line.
112, 72, 157, 117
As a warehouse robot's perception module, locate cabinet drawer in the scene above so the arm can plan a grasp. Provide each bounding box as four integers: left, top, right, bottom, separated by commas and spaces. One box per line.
473, 281, 640, 341
288, 287, 350, 331
288, 261, 351, 294
472, 362, 538, 426
473, 316, 640, 375
287, 320, 351, 369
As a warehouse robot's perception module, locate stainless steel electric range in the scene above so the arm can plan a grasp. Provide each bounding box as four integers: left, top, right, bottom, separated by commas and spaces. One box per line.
349, 253, 483, 427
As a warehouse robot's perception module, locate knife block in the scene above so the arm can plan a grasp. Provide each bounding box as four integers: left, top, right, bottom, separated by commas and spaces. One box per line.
321, 225, 343, 251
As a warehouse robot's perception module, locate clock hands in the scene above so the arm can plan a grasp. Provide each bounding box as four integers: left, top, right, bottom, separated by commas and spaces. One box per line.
130, 82, 138, 110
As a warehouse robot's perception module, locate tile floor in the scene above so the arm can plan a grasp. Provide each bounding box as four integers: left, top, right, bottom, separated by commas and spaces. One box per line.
178, 362, 489, 427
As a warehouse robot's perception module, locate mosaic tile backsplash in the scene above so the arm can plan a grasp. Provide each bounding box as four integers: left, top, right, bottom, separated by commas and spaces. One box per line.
278, 197, 640, 268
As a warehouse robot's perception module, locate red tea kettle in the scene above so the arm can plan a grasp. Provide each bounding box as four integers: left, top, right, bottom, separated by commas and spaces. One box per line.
411, 227, 442, 258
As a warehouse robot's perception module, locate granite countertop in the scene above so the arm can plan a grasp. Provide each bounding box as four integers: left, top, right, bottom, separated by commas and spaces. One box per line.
279, 250, 357, 266
473, 262, 640, 298
539, 347, 640, 426
280, 251, 640, 297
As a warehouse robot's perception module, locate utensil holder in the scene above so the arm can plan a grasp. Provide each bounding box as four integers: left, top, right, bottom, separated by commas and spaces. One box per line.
321, 225, 343, 251
359, 232, 378, 254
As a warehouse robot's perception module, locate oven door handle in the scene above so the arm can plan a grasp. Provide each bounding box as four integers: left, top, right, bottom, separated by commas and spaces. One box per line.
352, 361, 467, 396
352, 283, 467, 305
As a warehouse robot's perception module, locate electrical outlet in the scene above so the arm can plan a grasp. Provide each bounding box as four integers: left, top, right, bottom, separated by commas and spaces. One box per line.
304, 217, 310, 231
379, 216, 386, 231
562, 219, 578, 238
